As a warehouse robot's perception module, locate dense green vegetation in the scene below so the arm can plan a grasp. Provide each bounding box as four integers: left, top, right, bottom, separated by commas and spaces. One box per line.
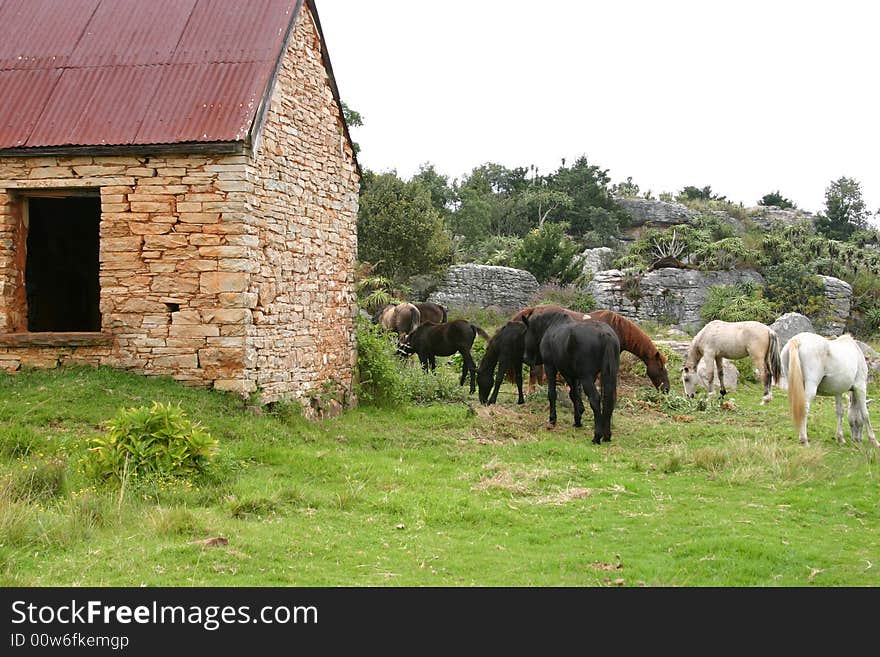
2, 360, 878, 587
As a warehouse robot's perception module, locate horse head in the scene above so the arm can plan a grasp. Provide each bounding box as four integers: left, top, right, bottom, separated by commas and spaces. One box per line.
647, 350, 670, 393
680, 361, 697, 398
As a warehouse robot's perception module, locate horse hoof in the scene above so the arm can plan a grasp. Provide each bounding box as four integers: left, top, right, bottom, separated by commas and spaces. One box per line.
592, 437, 602, 445
574, 421, 582, 428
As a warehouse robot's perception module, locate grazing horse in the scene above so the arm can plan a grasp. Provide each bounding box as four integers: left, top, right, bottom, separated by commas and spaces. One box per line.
681, 320, 781, 404
476, 321, 527, 405
400, 319, 490, 393
781, 332, 878, 447
520, 309, 621, 443
373, 303, 421, 342
415, 301, 447, 325
511, 305, 670, 392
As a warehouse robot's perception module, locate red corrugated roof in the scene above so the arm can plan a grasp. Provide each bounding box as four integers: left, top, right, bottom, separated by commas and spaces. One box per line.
0, 0, 298, 150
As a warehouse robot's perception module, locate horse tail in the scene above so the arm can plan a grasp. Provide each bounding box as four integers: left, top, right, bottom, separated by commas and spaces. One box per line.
407, 306, 421, 335
471, 323, 490, 340
601, 335, 620, 437
767, 329, 782, 384
787, 339, 806, 433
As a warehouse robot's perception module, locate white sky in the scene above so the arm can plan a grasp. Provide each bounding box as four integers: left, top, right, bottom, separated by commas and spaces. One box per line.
316, 0, 880, 215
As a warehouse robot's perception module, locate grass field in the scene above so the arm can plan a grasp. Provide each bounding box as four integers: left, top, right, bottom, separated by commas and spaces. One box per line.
1, 361, 878, 587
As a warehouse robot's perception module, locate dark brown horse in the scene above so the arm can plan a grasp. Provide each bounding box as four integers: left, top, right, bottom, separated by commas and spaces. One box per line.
476, 321, 527, 405
415, 301, 447, 325
511, 305, 669, 392
520, 308, 621, 442
400, 319, 490, 393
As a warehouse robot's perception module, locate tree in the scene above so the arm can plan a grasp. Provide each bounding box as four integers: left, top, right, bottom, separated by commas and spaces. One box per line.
817, 176, 869, 241
546, 155, 628, 237
357, 171, 452, 280
511, 222, 582, 284
758, 190, 796, 209
677, 185, 726, 202
340, 101, 363, 156
411, 163, 454, 218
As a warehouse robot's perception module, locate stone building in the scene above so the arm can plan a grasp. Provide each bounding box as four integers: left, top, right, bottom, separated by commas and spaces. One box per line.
0, 0, 360, 410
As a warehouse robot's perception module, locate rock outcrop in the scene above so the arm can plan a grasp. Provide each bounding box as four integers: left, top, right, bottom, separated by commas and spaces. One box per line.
816, 275, 853, 336
428, 265, 539, 312
580, 247, 615, 277
586, 267, 765, 331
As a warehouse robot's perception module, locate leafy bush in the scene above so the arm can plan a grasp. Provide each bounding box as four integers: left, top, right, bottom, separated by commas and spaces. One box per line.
511, 222, 583, 284
354, 315, 407, 407
86, 402, 218, 483
700, 284, 776, 324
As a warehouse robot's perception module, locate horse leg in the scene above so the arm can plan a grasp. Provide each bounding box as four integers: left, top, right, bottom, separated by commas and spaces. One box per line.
715, 355, 726, 397
752, 350, 772, 404
582, 376, 603, 444
545, 363, 559, 426
489, 358, 506, 405
568, 379, 584, 428
851, 386, 879, 447
701, 351, 717, 396
463, 350, 477, 394
429, 355, 437, 372
835, 394, 846, 445
514, 361, 525, 404
799, 382, 819, 446
419, 354, 430, 372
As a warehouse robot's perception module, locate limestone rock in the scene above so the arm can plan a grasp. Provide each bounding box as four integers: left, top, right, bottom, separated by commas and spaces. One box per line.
816, 275, 852, 336
770, 312, 814, 345
696, 358, 739, 391
428, 264, 539, 312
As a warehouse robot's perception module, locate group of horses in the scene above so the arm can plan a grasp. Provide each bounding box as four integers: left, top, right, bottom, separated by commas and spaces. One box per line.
373, 302, 877, 448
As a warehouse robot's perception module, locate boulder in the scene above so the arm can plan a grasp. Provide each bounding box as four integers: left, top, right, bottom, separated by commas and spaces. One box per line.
428, 264, 539, 313
770, 312, 814, 345
580, 247, 614, 277
697, 358, 739, 391
616, 198, 695, 229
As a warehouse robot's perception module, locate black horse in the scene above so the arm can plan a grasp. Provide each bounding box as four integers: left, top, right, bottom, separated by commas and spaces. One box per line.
400, 319, 489, 393
520, 309, 621, 443
415, 301, 447, 325
477, 321, 527, 405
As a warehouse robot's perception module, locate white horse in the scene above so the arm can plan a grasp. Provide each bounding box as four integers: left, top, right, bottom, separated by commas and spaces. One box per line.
781, 332, 878, 447
681, 320, 781, 404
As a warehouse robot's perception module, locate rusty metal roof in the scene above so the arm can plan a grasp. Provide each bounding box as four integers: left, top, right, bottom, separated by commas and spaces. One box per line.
0, 0, 299, 150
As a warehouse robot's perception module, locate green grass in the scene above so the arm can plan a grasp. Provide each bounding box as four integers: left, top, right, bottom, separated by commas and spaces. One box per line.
0, 365, 878, 587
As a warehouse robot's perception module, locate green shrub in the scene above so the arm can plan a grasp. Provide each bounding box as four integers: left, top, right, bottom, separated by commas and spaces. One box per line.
86, 402, 218, 483
700, 284, 776, 324
354, 315, 407, 407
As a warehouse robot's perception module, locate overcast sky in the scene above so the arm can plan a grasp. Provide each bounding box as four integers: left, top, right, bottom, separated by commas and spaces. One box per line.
317, 0, 879, 216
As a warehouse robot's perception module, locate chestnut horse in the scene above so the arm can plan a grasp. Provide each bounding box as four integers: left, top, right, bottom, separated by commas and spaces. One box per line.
511, 306, 670, 392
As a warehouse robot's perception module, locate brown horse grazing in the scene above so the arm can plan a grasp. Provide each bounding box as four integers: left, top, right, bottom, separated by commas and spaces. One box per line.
520, 308, 621, 442
373, 303, 421, 340
511, 305, 670, 392
476, 321, 527, 405
415, 301, 447, 325
400, 320, 490, 393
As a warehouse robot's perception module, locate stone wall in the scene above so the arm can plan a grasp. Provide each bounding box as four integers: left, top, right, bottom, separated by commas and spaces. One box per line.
245, 4, 359, 406
428, 265, 539, 312
0, 153, 253, 387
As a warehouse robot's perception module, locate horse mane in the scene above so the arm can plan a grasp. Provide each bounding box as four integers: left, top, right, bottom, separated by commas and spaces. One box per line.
590, 309, 662, 362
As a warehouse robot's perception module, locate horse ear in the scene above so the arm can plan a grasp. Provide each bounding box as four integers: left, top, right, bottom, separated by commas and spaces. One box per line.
521, 314, 529, 328
657, 350, 667, 364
